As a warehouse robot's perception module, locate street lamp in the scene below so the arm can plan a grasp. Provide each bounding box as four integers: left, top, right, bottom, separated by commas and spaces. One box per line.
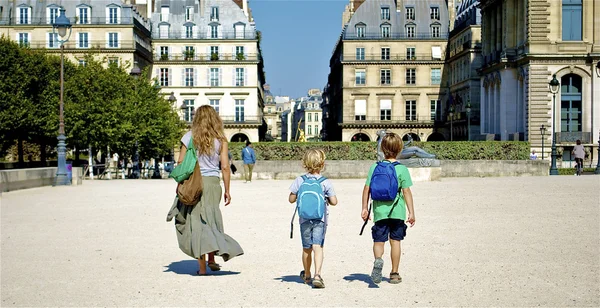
540, 124, 546, 160
52, 8, 72, 186
449, 105, 455, 141
466, 100, 472, 141
596, 61, 600, 78
549, 74, 560, 175
128, 62, 142, 179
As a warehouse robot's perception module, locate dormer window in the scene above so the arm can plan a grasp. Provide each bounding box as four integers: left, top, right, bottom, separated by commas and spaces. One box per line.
210, 24, 218, 39
430, 7, 440, 20
160, 6, 169, 22
355, 23, 366, 38
234, 22, 245, 39
406, 24, 416, 38
47, 6, 59, 24
210, 7, 219, 21
185, 6, 194, 21
381, 7, 390, 20
18, 5, 31, 24
406, 7, 415, 20
381, 24, 391, 38
106, 5, 120, 24
185, 25, 193, 38
77, 6, 91, 24
431, 24, 441, 38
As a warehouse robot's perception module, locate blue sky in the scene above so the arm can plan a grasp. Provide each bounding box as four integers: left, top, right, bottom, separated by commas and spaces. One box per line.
249, 0, 349, 98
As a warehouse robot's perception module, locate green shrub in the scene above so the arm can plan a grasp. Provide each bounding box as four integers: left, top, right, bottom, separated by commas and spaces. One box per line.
228, 141, 530, 161
557, 168, 596, 175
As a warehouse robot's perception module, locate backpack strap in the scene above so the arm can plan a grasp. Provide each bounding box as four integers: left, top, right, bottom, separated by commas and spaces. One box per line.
317, 176, 327, 183
301, 175, 308, 181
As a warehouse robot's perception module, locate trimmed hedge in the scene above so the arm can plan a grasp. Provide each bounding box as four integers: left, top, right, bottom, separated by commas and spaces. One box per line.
557, 168, 596, 175
228, 141, 530, 161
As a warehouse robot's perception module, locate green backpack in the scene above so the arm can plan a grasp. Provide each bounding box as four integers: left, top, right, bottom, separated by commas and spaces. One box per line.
169, 138, 198, 183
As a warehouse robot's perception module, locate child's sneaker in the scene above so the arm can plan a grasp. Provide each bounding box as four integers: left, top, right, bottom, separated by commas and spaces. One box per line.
371, 258, 384, 284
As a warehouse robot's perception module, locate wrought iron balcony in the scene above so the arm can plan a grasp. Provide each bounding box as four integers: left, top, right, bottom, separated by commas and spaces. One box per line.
152, 30, 257, 40
0, 17, 144, 26
154, 53, 260, 61
220, 116, 262, 125
17, 40, 140, 50
343, 116, 435, 125
344, 32, 449, 40
556, 132, 592, 144
343, 53, 444, 61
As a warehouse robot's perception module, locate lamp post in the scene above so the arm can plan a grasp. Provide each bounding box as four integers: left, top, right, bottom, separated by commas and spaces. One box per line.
540, 124, 546, 160
466, 100, 472, 141
549, 74, 560, 175
151, 93, 177, 179
52, 8, 72, 186
595, 63, 600, 174
128, 62, 141, 179
449, 105, 455, 141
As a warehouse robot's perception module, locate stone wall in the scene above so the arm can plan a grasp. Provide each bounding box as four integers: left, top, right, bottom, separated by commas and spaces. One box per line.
0, 167, 83, 192
440, 160, 549, 177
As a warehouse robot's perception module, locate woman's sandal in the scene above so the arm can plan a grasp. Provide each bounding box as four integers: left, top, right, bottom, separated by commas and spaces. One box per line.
389, 272, 402, 284
300, 270, 311, 284
207, 262, 221, 271
312, 275, 325, 288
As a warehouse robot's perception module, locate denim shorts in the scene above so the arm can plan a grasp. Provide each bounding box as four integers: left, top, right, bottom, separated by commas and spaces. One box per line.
300, 219, 326, 248
372, 219, 407, 242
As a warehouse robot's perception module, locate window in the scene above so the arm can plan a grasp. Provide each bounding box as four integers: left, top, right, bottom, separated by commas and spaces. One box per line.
160, 46, 169, 59
430, 7, 440, 20
406, 47, 416, 59
355, 69, 366, 85
185, 6, 194, 21
356, 47, 365, 60
380, 69, 391, 85
108, 57, 119, 67
308, 113, 312, 122
235, 68, 245, 86
315, 113, 319, 122
185, 68, 194, 87
48, 7, 59, 24
430, 99, 440, 120
356, 25, 365, 38
381, 7, 390, 20
210, 46, 219, 59
210, 7, 219, 21
560, 74, 582, 132
431, 25, 441, 38
160, 68, 169, 86
406, 100, 416, 121
48, 32, 59, 48
381, 25, 391, 38
18, 33, 29, 47
308, 125, 312, 135
235, 24, 245, 39
185, 26, 193, 38
354, 99, 366, 121
267, 107, 272, 114
406, 7, 415, 20
406, 68, 416, 85
406, 25, 415, 38
108, 7, 118, 24
431, 68, 441, 85
183, 99, 194, 122
210, 25, 218, 39
380, 99, 392, 121
78, 59, 87, 66
235, 99, 245, 122
185, 46, 194, 59
160, 6, 169, 22
18, 7, 30, 24
159, 24, 169, 38
78, 33, 89, 48
210, 68, 219, 86
315, 125, 319, 135
381, 47, 390, 60
562, 0, 582, 41
108, 33, 119, 48
209, 99, 220, 113
78, 7, 90, 24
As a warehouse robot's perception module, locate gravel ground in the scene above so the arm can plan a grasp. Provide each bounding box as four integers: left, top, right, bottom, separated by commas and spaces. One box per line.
1, 176, 599, 307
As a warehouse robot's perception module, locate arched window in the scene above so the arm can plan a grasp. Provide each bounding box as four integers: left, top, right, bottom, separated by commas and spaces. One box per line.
560, 74, 582, 132
562, 0, 582, 41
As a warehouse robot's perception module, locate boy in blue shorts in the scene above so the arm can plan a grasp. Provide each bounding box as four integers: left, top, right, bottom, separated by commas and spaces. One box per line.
361, 132, 416, 284
289, 149, 338, 288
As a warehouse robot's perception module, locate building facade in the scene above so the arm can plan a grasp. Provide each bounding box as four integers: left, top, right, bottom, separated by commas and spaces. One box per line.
0, 0, 153, 70
324, 0, 450, 142
479, 0, 600, 164
149, 0, 266, 143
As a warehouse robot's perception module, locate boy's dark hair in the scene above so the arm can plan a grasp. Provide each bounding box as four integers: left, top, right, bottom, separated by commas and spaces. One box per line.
576, 139, 581, 145
246, 140, 252, 146
381, 133, 403, 159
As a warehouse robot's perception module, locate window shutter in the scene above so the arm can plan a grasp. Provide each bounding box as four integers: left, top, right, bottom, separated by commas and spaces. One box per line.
27, 7, 32, 24
168, 68, 173, 86
218, 68, 222, 86
46, 33, 50, 48
193, 26, 198, 38
207, 68, 210, 86
117, 7, 121, 24
206, 46, 210, 60
194, 68, 198, 86
106, 7, 110, 24
75, 8, 80, 24
155, 68, 159, 83
75, 33, 79, 47
232, 68, 236, 86
105, 32, 109, 48
181, 69, 185, 86
244, 68, 248, 86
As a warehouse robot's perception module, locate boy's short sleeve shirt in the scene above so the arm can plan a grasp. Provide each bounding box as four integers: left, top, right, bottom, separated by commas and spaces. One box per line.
290, 174, 336, 224
365, 161, 413, 222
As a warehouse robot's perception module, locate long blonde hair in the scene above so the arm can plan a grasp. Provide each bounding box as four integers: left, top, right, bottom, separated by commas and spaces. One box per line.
191, 105, 226, 155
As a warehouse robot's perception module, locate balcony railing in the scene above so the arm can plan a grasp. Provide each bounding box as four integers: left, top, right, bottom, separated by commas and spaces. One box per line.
18, 40, 139, 50
345, 32, 449, 40
0, 17, 140, 26
344, 116, 435, 124
343, 53, 444, 61
152, 30, 256, 40
556, 131, 592, 144
155, 53, 260, 61
221, 116, 262, 124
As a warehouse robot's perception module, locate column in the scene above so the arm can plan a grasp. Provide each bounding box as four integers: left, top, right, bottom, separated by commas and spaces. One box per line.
481, 84, 487, 134
496, 6, 502, 52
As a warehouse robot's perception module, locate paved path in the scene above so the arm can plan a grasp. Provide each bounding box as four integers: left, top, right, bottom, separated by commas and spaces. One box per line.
1, 176, 599, 307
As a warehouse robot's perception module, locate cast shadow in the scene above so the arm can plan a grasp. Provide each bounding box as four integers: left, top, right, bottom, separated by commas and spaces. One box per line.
343, 273, 381, 288
273, 274, 305, 285
164, 260, 240, 276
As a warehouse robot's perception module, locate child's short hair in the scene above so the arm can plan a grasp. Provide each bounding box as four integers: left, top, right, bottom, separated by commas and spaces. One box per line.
302, 149, 326, 173
381, 133, 403, 159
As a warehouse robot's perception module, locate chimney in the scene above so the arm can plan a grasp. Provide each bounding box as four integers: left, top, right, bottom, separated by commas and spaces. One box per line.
233, 0, 243, 9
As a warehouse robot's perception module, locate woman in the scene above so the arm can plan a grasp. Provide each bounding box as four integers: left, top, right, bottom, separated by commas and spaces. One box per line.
175, 105, 244, 275
572, 139, 585, 176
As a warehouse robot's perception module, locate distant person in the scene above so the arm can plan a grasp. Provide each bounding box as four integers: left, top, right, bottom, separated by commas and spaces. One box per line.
530, 150, 538, 160
361, 132, 415, 285
572, 140, 585, 176
288, 149, 338, 288
241, 140, 256, 183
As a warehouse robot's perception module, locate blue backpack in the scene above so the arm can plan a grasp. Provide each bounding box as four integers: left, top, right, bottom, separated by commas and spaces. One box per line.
370, 161, 401, 201
297, 175, 327, 219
